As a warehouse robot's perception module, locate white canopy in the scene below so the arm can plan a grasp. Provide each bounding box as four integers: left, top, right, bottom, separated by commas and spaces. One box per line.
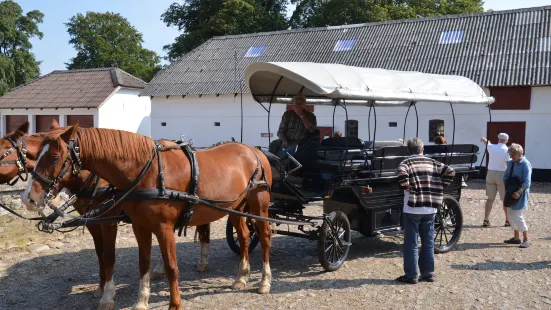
245, 62, 494, 106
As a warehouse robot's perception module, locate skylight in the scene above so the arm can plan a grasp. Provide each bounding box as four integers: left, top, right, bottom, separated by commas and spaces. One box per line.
540, 37, 551, 52
439, 30, 464, 45
245, 46, 266, 58
333, 39, 356, 52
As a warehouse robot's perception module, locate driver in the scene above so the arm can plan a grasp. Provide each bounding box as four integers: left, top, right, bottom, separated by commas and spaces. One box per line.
276, 94, 317, 158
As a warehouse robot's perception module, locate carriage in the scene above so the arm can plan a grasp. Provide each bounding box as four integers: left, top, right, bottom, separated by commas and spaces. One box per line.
225, 62, 494, 271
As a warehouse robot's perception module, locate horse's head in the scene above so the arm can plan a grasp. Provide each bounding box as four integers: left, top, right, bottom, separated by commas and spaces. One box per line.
22, 123, 80, 214
0, 122, 30, 184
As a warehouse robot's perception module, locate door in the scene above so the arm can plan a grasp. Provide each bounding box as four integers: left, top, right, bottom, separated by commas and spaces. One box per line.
486, 121, 526, 166
66, 115, 94, 128
35, 115, 59, 133
5, 115, 28, 134
318, 126, 333, 141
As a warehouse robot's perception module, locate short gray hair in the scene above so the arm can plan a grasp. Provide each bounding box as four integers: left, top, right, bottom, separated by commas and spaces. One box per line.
407, 138, 424, 154
508, 143, 524, 157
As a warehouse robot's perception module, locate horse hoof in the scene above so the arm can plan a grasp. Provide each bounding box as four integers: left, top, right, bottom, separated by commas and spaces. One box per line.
258, 284, 271, 294
97, 302, 115, 310
196, 263, 208, 272
93, 288, 103, 298
232, 281, 247, 290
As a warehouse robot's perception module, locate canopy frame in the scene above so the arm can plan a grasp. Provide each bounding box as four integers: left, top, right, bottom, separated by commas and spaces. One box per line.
243, 62, 493, 173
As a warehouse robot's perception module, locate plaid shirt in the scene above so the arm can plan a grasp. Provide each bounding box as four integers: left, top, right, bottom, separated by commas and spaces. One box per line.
277, 110, 317, 144
396, 155, 456, 208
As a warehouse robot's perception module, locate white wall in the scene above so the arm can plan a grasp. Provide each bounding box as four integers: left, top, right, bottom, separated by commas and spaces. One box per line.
98, 88, 152, 137
0, 108, 97, 135
151, 86, 551, 169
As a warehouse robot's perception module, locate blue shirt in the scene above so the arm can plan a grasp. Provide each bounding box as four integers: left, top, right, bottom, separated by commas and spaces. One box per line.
503, 157, 532, 210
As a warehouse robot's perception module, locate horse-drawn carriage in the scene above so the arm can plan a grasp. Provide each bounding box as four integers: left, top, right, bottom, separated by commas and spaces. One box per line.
226, 62, 494, 271
3, 61, 494, 310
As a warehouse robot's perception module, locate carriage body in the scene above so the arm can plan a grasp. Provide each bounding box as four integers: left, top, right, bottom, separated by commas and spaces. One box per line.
224, 61, 494, 271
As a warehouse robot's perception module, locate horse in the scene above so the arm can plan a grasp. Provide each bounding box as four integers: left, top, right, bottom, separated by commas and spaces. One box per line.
1, 121, 210, 310
22, 124, 273, 310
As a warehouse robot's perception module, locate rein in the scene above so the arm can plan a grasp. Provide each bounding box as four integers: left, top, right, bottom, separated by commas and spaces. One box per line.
0, 135, 29, 186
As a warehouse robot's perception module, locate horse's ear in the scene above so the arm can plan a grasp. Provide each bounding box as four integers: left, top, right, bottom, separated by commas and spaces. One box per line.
50, 119, 60, 130
10, 121, 29, 140
60, 123, 79, 143
16, 122, 29, 134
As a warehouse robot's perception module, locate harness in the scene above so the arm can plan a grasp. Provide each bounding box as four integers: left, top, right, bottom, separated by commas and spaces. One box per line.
32, 137, 313, 234
0, 136, 29, 185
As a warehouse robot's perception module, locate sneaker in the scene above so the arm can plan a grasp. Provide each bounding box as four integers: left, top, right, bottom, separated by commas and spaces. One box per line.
504, 238, 521, 244
519, 241, 531, 248
395, 275, 418, 284
419, 275, 435, 282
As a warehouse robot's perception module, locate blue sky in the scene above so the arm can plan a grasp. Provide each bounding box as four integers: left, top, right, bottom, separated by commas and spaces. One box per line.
16, 0, 551, 76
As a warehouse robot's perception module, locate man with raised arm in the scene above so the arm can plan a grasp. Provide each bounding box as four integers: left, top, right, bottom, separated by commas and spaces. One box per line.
395, 138, 455, 284
480, 133, 511, 227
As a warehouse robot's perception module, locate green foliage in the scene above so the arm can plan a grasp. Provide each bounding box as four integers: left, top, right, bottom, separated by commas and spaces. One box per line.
65, 11, 161, 82
0, 0, 43, 95
162, 0, 289, 61
290, 0, 485, 28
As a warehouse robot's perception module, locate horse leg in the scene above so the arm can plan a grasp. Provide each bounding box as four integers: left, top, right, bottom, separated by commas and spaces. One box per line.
155, 224, 181, 310
131, 224, 152, 310
248, 190, 272, 294
230, 210, 251, 290
196, 223, 210, 272
86, 224, 106, 298
151, 253, 165, 278
97, 222, 118, 310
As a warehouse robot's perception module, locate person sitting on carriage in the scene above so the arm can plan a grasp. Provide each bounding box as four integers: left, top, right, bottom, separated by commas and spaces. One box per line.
276, 94, 317, 158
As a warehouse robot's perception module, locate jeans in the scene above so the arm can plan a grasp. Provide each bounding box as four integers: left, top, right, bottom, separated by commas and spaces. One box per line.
403, 212, 435, 279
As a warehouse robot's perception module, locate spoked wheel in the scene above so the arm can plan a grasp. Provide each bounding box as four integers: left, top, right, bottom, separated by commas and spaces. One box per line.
225, 217, 260, 255
317, 211, 352, 272
434, 196, 463, 254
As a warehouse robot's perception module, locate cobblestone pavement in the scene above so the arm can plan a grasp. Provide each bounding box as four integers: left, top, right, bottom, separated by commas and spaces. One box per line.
0, 182, 550, 310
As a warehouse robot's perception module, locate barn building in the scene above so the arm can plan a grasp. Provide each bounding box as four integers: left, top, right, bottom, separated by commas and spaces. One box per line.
0, 67, 152, 136
141, 5, 551, 181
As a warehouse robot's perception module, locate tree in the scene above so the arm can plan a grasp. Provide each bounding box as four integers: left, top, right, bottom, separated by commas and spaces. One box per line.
0, 0, 43, 96
162, 0, 289, 61
65, 12, 161, 82
290, 0, 484, 28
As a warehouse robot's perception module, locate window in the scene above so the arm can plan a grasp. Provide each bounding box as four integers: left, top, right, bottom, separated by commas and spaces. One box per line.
161, 122, 166, 127
539, 37, 550, 52
439, 30, 464, 44
214, 122, 220, 127
245, 46, 266, 58
345, 120, 358, 137
489, 87, 531, 110
389, 122, 398, 127
333, 39, 356, 52
429, 120, 444, 142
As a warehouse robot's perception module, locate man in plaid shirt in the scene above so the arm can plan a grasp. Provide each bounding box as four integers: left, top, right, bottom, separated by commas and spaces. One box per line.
395, 138, 455, 284
277, 94, 317, 158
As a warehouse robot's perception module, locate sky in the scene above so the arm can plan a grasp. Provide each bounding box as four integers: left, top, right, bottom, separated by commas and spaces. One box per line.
15, 0, 551, 76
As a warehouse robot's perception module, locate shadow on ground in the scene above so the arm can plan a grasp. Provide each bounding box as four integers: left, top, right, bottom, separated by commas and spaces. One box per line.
0, 231, 404, 309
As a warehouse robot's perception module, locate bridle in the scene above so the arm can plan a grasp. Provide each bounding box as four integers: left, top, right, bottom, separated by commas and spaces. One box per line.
0, 136, 29, 186
31, 138, 82, 210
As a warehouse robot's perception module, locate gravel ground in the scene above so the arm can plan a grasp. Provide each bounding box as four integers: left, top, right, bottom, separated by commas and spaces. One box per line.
0, 182, 550, 310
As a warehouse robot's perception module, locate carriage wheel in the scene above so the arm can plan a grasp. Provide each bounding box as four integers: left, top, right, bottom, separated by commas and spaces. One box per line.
317, 211, 352, 272
434, 196, 463, 254
225, 217, 260, 255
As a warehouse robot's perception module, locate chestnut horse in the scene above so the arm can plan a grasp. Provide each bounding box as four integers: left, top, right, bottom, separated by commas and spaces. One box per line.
23, 124, 273, 310
0, 121, 211, 310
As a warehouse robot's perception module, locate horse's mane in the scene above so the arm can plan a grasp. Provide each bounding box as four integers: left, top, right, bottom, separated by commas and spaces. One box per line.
45, 128, 171, 164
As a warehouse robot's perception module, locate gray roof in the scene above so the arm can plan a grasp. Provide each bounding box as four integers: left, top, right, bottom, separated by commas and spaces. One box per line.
0, 67, 147, 109
142, 5, 551, 97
